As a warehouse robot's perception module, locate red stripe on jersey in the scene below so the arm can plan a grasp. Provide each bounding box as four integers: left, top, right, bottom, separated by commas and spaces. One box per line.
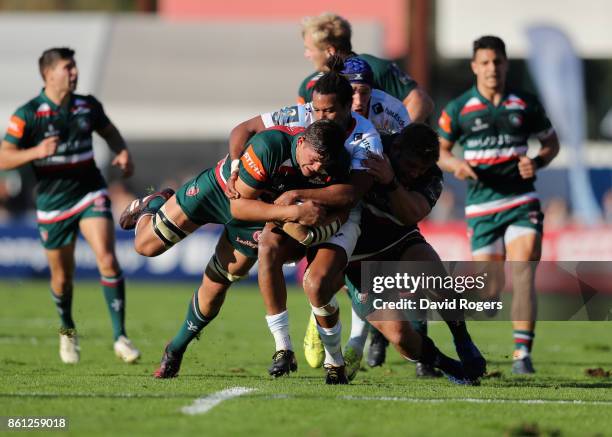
214, 158, 227, 190
465, 198, 538, 219
35, 110, 58, 118
460, 103, 488, 115
37, 195, 108, 224
266, 126, 305, 135
467, 155, 520, 165
35, 158, 95, 174
306, 79, 318, 90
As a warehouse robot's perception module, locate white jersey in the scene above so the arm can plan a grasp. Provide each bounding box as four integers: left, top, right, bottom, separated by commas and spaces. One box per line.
367, 89, 410, 135
261, 103, 383, 171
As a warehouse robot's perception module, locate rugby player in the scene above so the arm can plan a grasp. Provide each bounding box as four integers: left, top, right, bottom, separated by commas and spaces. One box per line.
226, 59, 383, 383
298, 12, 433, 122
436, 36, 560, 374
0, 47, 140, 364
118, 120, 350, 379
343, 123, 486, 382
302, 57, 438, 375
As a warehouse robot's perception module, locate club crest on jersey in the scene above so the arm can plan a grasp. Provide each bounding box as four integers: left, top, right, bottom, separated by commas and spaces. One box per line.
509, 113, 523, 127
186, 185, 199, 197
252, 230, 262, 242
40, 229, 48, 242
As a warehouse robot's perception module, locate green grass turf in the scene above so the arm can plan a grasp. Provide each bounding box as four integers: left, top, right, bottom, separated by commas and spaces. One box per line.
0, 280, 611, 436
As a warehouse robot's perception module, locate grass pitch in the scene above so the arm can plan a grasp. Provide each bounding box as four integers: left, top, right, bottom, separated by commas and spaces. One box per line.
1, 280, 611, 436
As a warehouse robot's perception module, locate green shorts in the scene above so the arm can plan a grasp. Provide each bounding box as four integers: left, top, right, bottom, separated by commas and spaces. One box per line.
467, 201, 543, 255
175, 168, 263, 258
38, 195, 112, 250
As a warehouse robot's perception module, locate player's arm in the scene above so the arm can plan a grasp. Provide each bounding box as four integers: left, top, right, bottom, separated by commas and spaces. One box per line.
437, 107, 478, 181
274, 170, 373, 209
518, 130, 560, 179
364, 153, 432, 224
96, 122, 134, 178
0, 138, 57, 170
229, 177, 324, 226
402, 86, 434, 123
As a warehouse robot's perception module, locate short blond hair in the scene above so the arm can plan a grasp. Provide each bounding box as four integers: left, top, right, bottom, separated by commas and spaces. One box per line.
301, 12, 352, 54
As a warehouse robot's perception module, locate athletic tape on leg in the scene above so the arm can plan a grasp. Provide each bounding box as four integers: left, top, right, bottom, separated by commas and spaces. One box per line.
311, 295, 339, 317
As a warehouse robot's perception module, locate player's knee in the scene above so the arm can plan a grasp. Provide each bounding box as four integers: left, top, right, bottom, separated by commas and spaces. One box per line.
134, 230, 166, 257
257, 231, 284, 266
96, 252, 119, 273
302, 266, 331, 298
50, 272, 73, 293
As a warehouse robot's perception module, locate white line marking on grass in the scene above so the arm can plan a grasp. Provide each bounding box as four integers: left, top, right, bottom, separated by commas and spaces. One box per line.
181, 387, 256, 415
341, 395, 612, 405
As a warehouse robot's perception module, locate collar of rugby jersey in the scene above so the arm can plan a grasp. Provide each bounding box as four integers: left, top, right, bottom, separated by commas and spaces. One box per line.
39, 88, 73, 113
472, 85, 511, 109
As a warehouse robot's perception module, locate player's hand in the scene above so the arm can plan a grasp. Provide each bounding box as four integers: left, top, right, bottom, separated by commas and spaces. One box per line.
454, 161, 479, 181
296, 200, 326, 226
34, 136, 59, 159
364, 153, 394, 184
518, 156, 537, 179
112, 149, 134, 178
224, 170, 240, 199
274, 190, 300, 206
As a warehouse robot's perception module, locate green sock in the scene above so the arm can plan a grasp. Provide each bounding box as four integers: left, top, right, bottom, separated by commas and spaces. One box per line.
49, 288, 75, 330
101, 274, 126, 340
168, 290, 213, 354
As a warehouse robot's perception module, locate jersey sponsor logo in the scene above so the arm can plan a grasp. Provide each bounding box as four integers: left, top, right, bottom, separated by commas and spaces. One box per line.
7, 115, 25, 138
241, 144, 267, 182
353, 133, 363, 141
438, 110, 452, 134
236, 235, 257, 249
384, 107, 406, 127
272, 106, 300, 125
471, 117, 490, 132
460, 97, 488, 115
464, 134, 526, 149
372, 103, 384, 114
186, 185, 200, 197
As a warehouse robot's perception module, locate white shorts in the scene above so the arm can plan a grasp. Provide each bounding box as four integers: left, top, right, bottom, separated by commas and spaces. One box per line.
312, 204, 362, 260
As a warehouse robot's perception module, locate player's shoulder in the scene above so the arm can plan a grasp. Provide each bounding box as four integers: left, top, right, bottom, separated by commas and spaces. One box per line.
504, 88, 543, 108
256, 125, 304, 144
444, 87, 479, 115
73, 93, 103, 106
300, 71, 324, 92
352, 112, 379, 136
356, 53, 389, 70
16, 94, 45, 116
371, 89, 406, 112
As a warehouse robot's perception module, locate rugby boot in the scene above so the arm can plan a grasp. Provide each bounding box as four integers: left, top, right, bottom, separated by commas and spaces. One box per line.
367, 329, 388, 367
415, 362, 443, 378
153, 344, 184, 378
512, 350, 536, 374
303, 313, 325, 368
268, 350, 298, 377
59, 328, 80, 364
454, 337, 487, 380
114, 335, 141, 364
119, 188, 175, 230
324, 364, 349, 385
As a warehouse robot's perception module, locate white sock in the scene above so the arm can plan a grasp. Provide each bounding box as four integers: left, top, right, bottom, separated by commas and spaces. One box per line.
317, 320, 344, 366
265, 310, 293, 351
346, 307, 368, 354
